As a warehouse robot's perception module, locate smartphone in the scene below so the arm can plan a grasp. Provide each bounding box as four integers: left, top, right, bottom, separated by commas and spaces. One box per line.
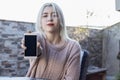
24, 33, 37, 59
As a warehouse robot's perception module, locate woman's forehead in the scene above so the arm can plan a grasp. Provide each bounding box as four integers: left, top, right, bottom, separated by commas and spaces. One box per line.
42, 6, 57, 13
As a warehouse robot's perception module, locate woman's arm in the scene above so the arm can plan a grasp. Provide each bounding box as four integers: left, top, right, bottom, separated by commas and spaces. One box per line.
63, 42, 81, 80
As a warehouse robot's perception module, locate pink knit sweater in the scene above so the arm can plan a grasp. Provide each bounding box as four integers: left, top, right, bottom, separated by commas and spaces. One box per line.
26, 33, 81, 80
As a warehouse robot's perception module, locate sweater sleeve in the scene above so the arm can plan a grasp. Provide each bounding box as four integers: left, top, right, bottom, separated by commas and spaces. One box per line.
63, 42, 81, 80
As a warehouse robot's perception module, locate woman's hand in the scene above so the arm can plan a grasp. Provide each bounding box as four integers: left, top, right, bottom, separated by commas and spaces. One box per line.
21, 38, 27, 50
21, 39, 41, 50
21, 31, 32, 50
20, 31, 42, 53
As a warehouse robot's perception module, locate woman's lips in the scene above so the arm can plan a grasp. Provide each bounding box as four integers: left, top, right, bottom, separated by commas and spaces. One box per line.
47, 23, 54, 26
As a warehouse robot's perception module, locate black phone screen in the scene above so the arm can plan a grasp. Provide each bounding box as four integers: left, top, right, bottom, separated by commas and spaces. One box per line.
25, 35, 37, 57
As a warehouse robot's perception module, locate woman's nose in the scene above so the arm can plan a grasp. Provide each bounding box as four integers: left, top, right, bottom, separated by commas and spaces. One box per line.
47, 15, 53, 21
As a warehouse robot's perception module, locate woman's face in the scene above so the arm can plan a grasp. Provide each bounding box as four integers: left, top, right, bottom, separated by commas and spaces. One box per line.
41, 6, 60, 33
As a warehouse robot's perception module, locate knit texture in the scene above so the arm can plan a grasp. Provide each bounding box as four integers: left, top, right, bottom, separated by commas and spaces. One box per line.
26, 33, 81, 80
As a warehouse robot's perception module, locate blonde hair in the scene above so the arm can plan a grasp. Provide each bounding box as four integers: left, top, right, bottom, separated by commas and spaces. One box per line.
35, 2, 68, 39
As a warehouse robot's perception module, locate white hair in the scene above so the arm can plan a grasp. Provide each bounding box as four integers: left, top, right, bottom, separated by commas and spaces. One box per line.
35, 2, 68, 39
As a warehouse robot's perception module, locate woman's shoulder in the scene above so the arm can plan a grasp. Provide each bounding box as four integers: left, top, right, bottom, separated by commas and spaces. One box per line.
66, 38, 81, 57
67, 38, 80, 47
65, 38, 81, 52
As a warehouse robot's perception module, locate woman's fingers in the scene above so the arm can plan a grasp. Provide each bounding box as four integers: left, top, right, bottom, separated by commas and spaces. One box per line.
27, 30, 32, 33
21, 31, 32, 50
21, 38, 24, 44
37, 42, 40, 47
21, 41, 41, 50
21, 38, 27, 50
21, 44, 27, 50
37, 42, 43, 50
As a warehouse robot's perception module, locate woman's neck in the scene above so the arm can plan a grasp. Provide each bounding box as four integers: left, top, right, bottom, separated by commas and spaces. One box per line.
45, 32, 61, 45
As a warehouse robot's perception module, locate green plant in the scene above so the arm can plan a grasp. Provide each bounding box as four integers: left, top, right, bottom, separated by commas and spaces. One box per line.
116, 73, 120, 80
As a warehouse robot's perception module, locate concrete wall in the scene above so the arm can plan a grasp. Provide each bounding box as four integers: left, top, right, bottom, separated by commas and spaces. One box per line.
116, 0, 120, 11
102, 23, 120, 76
0, 19, 103, 76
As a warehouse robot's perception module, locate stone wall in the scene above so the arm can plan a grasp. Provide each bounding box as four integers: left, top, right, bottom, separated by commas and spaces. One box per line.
67, 27, 103, 67
0, 20, 35, 76
0, 19, 103, 76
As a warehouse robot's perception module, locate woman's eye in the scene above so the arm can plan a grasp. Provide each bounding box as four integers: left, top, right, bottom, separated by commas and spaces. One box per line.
42, 14, 48, 17
52, 14, 58, 17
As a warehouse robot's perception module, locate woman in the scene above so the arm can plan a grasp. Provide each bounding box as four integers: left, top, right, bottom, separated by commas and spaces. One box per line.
21, 2, 81, 80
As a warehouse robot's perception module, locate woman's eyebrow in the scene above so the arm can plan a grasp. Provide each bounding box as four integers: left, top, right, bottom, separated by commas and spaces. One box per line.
42, 12, 56, 14
42, 12, 48, 15
52, 12, 56, 14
